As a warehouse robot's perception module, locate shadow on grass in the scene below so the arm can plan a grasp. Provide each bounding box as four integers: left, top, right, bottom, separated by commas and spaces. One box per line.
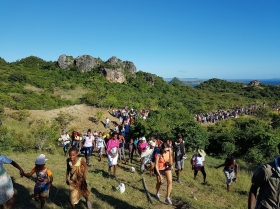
172, 197, 192, 209
13, 178, 37, 209
89, 169, 110, 178
12, 179, 71, 209
49, 184, 70, 208
91, 187, 144, 209
117, 163, 132, 172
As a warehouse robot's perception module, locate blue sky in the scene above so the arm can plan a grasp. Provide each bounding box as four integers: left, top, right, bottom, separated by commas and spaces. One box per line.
0, 1, 279, 79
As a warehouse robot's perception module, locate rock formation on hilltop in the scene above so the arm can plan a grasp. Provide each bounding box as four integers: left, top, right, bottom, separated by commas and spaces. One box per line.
57, 55, 74, 70
57, 54, 137, 83
75, 55, 100, 72
145, 75, 155, 86
123, 61, 136, 74
99, 67, 126, 83
248, 80, 260, 87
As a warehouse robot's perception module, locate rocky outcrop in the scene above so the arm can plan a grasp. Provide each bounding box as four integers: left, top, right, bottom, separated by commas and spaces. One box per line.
57, 55, 74, 70
57, 54, 137, 83
248, 80, 260, 87
99, 67, 126, 83
145, 75, 155, 86
106, 56, 124, 68
75, 55, 100, 72
123, 61, 136, 74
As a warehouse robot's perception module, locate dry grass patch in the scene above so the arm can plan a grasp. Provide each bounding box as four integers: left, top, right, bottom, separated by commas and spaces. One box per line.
24, 84, 44, 94
54, 86, 88, 102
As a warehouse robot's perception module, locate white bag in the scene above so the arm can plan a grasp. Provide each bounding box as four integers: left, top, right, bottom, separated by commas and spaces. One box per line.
116, 183, 125, 194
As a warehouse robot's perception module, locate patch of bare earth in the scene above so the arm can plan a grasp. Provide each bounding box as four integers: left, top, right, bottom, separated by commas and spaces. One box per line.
27, 104, 119, 133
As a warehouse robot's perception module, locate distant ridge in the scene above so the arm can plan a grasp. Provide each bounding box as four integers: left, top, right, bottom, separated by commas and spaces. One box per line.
164, 78, 280, 86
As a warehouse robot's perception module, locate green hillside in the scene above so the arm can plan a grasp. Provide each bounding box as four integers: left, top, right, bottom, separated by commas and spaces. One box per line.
1, 55, 280, 208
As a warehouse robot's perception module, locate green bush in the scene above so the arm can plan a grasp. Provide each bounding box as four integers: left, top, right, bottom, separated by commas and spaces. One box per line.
0, 126, 15, 150
10, 110, 30, 121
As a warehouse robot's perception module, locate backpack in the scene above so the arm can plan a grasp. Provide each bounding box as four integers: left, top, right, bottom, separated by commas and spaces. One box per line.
151, 147, 161, 163
190, 154, 198, 166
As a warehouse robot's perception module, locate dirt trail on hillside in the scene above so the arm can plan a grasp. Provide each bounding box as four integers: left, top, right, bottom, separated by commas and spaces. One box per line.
28, 104, 119, 133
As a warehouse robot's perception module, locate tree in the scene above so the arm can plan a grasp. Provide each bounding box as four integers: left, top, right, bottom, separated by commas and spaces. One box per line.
30, 119, 58, 150
271, 114, 280, 130
55, 111, 74, 129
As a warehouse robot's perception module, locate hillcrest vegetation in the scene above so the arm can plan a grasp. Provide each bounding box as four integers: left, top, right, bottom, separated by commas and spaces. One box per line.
1, 56, 280, 208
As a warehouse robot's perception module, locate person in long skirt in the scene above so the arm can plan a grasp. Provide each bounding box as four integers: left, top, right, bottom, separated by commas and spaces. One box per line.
106, 133, 119, 176
0, 154, 23, 209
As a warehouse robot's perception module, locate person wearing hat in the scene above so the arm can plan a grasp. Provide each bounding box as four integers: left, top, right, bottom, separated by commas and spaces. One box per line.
173, 134, 186, 183
190, 149, 207, 184
22, 154, 53, 209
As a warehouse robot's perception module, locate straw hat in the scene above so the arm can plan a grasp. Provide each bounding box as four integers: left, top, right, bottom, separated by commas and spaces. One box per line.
198, 149, 206, 157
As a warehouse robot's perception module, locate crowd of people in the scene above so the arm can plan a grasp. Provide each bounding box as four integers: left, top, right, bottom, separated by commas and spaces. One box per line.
195, 101, 280, 124
1, 128, 243, 209
2, 104, 280, 208
195, 104, 267, 124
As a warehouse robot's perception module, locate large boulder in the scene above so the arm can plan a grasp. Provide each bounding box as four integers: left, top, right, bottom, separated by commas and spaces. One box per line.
99, 67, 126, 83
248, 80, 260, 87
57, 55, 74, 70
145, 75, 155, 86
75, 55, 99, 72
106, 56, 124, 68
123, 61, 136, 74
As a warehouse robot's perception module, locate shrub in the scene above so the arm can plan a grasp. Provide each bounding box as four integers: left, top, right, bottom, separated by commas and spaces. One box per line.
55, 111, 74, 128
8, 72, 27, 82
0, 126, 15, 150
245, 147, 264, 165
30, 119, 59, 151
10, 110, 30, 121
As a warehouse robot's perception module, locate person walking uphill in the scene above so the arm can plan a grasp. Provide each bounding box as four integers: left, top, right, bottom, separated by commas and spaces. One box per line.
174, 134, 186, 183
22, 154, 53, 209
248, 143, 280, 209
191, 149, 207, 184
154, 143, 173, 205
59, 129, 71, 156
215, 156, 238, 192
106, 133, 119, 177
66, 146, 91, 209
82, 129, 95, 166
0, 154, 23, 209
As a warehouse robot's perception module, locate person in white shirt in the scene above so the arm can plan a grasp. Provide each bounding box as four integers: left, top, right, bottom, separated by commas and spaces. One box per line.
82, 129, 95, 166
59, 129, 71, 156
95, 132, 106, 162
191, 149, 207, 184
105, 117, 110, 129
93, 131, 98, 137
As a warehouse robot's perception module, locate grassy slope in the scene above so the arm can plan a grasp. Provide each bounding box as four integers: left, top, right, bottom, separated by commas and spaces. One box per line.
3, 150, 253, 209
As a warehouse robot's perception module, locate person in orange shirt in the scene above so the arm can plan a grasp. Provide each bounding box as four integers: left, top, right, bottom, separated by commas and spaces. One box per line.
154, 143, 173, 205
22, 154, 53, 209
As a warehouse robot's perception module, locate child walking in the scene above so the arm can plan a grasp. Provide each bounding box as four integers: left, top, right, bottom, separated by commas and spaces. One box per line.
215, 156, 238, 192
66, 146, 91, 209
22, 154, 53, 209
95, 132, 106, 162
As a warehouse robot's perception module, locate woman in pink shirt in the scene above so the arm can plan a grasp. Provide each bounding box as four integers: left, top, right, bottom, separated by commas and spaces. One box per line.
138, 137, 149, 155
106, 133, 119, 176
